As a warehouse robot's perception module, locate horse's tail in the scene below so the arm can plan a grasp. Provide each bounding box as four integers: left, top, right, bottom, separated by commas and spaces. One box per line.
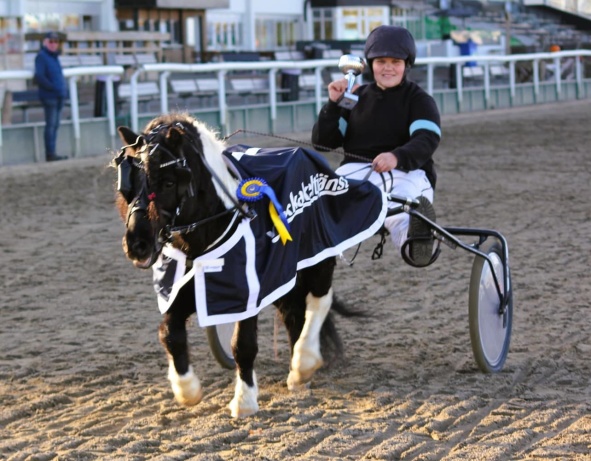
320, 294, 367, 365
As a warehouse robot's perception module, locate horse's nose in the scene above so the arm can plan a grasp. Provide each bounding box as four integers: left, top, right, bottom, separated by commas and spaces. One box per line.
123, 232, 152, 261
131, 239, 150, 258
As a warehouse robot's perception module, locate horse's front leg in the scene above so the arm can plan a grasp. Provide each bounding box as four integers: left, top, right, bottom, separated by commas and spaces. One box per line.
159, 286, 203, 406
286, 287, 333, 390
228, 315, 259, 418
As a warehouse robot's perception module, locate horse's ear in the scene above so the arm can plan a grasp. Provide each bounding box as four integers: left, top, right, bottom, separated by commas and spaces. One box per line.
118, 126, 143, 147
166, 125, 185, 148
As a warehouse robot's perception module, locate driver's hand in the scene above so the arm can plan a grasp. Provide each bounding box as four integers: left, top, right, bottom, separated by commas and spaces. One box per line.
372, 152, 398, 173
328, 78, 359, 103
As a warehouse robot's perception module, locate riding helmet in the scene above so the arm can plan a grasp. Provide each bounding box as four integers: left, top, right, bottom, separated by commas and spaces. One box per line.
364, 25, 417, 67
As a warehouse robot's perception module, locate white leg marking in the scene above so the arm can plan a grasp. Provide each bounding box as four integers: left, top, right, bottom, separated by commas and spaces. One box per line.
168, 362, 203, 406
228, 370, 259, 418
287, 288, 332, 391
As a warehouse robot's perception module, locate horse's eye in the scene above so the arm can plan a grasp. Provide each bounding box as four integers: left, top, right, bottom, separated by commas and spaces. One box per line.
163, 180, 175, 190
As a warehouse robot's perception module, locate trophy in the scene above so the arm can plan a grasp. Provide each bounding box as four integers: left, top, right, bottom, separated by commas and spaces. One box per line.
336, 54, 365, 110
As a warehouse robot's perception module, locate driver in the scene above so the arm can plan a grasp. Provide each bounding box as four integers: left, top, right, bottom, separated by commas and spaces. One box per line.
312, 25, 441, 266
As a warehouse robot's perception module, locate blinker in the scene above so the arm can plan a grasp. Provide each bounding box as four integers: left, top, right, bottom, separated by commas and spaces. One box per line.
116, 153, 134, 203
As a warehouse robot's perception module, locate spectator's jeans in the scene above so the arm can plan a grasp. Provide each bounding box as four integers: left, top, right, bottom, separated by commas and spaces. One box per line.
41, 97, 64, 158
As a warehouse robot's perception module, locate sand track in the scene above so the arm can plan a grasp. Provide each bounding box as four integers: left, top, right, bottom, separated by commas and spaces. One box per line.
1, 100, 590, 460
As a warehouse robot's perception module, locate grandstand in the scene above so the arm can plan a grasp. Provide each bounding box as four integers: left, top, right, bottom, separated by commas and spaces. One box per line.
430, 0, 591, 52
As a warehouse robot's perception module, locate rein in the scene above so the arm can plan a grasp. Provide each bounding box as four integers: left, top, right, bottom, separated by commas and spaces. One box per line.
143, 124, 255, 245
164, 208, 238, 237
223, 129, 389, 263
187, 142, 255, 222
223, 129, 374, 163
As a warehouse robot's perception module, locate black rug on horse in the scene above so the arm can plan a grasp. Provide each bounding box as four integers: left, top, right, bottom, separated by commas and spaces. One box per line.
153, 145, 387, 326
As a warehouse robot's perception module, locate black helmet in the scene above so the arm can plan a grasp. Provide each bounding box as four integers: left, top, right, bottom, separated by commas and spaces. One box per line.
364, 25, 416, 67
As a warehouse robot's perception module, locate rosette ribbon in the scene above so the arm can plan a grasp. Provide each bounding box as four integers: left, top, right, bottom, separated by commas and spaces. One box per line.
237, 178, 292, 244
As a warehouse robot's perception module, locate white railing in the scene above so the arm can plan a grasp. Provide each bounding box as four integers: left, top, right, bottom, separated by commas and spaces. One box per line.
131, 59, 333, 133
129, 50, 591, 132
1, 49, 591, 157
420, 50, 591, 103
0, 65, 124, 156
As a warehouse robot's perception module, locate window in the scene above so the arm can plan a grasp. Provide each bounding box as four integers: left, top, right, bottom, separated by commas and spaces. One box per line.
255, 16, 300, 50
313, 7, 387, 41
342, 9, 360, 40
207, 14, 242, 51
25, 13, 81, 33
313, 9, 333, 41
391, 7, 425, 40
340, 7, 388, 40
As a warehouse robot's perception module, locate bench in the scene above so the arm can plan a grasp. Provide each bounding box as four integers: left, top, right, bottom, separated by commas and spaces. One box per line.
112, 54, 137, 79
117, 81, 160, 113
170, 79, 198, 97
79, 54, 104, 66
227, 77, 269, 104
7, 87, 94, 124
135, 53, 158, 65
274, 50, 306, 61
113, 54, 137, 66
299, 73, 321, 98
11, 90, 43, 123
169, 79, 199, 108
59, 55, 82, 67
220, 52, 261, 62
462, 66, 485, 79
490, 64, 509, 78
322, 49, 344, 59
227, 76, 289, 105
168, 78, 220, 108
195, 78, 219, 106
196, 78, 219, 94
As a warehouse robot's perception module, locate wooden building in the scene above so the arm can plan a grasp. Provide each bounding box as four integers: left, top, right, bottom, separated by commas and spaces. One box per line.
114, 0, 229, 63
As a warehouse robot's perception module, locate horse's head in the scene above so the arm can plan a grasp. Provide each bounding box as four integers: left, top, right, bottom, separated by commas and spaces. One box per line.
114, 114, 240, 268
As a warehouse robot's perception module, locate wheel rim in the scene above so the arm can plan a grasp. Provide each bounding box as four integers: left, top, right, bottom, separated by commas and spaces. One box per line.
478, 252, 509, 367
216, 323, 235, 359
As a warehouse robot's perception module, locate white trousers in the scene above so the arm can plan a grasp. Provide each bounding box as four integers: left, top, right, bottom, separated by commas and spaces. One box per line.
336, 163, 434, 250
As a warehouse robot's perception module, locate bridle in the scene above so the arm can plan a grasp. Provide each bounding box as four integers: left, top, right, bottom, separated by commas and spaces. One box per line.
115, 135, 150, 227
116, 122, 255, 246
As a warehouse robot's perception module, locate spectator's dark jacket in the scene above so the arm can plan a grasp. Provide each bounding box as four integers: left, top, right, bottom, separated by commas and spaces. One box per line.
34, 46, 67, 100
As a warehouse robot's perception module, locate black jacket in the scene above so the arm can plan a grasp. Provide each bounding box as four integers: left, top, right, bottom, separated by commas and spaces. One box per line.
312, 79, 441, 187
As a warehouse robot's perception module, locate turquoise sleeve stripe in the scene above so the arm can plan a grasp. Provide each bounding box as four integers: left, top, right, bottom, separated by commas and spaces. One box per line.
338, 117, 347, 136
410, 119, 441, 137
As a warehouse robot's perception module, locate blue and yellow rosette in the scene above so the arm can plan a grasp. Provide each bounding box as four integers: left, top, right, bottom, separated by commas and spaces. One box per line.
237, 178, 292, 245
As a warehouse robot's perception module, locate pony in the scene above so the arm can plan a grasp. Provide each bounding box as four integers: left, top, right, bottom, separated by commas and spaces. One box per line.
113, 113, 384, 418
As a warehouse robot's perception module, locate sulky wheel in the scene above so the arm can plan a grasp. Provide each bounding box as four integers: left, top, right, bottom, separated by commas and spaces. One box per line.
206, 323, 236, 370
468, 240, 513, 373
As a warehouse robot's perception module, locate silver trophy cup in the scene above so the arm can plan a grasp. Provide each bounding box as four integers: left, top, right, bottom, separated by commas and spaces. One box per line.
336, 54, 366, 110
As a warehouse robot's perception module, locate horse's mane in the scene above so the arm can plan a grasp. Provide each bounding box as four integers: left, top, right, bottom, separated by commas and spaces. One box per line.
145, 113, 239, 209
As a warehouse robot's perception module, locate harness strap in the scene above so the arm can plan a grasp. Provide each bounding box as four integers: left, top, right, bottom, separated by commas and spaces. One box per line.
372, 229, 388, 260
165, 208, 237, 237
203, 209, 242, 252
189, 143, 255, 222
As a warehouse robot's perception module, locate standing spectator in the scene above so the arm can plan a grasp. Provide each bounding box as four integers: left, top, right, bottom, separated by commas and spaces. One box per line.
34, 31, 68, 162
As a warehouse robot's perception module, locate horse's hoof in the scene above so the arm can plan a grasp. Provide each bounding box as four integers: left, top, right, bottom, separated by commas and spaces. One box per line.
228, 398, 259, 418
286, 373, 312, 391
169, 365, 203, 406
228, 371, 259, 418
175, 385, 203, 407
286, 362, 321, 391
288, 348, 323, 391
